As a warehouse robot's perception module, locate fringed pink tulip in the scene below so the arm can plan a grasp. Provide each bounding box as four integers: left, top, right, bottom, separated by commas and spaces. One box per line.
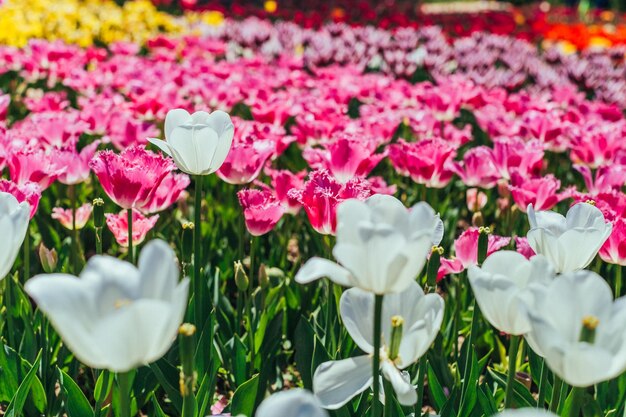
90, 146, 175, 210
450, 146, 500, 189
466, 188, 487, 212
265, 168, 306, 215
105, 209, 159, 247
388, 138, 456, 188
8, 147, 65, 190
438, 228, 511, 279
302, 134, 385, 183
509, 173, 567, 212
515, 236, 536, 259
290, 170, 371, 235
237, 188, 285, 236
51, 203, 93, 230
55, 141, 100, 185
574, 165, 626, 196
599, 218, 626, 266
492, 138, 544, 180
142, 172, 190, 215
0, 94, 9, 121
0, 179, 41, 218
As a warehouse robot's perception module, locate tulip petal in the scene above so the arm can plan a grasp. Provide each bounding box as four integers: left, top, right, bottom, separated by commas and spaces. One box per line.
295, 257, 354, 287
340, 287, 375, 353
138, 240, 179, 301
164, 109, 192, 139
256, 389, 328, 417
381, 361, 417, 406
147, 138, 173, 157
313, 355, 373, 409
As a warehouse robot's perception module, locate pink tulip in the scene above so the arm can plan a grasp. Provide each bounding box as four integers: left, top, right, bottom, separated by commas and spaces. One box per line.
51, 203, 93, 230
388, 138, 456, 188
90, 146, 175, 210
8, 146, 65, 190
450, 146, 500, 189
290, 170, 371, 235
237, 188, 285, 236
18, 111, 88, 148
142, 172, 190, 214
570, 129, 625, 168
574, 165, 626, 196
302, 134, 385, 183
23, 90, 69, 112
599, 217, 626, 266
509, 173, 566, 212
514, 236, 536, 259
466, 188, 487, 212
265, 168, 306, 215
55, 141, 100, 185
0, 94, 9, 120
217, 137, 274, 185
492, 137, 544, 180
105, 209, 159, 247
438, 228, 511, 279
0, 179, 41, 218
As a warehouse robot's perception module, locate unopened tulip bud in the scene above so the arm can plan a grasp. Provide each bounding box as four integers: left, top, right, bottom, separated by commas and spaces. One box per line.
234, 261, 249, 292
472, 211, 484, 228
178, 323, 197, 396
287, 237, 300, 264
38, 244, 57, 273
388, 315, 404, 361
477, 226, 491, 265
497, 180, 511, 198
93, 198, 105, 228
181, 222, 194, 264
427, 246, 443, 291
258, 263, 269, 289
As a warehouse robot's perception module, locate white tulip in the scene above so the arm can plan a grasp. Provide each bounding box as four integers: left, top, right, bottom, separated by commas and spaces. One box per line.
524, 270, 626, 387
468, 251, 554, 335
495, 409, 559, 417
295, 195, 442, 294
256, 389, 328, 417
148, 109, 234, 175
25, 240, 189, 372
0, 192, 30, 279
526, 202, 611, 273
313, 282, 444, 408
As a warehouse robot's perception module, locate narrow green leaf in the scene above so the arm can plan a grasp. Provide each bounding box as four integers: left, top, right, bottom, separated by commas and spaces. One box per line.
5, 351, 42, 417
231, 374, 260, 417
58, 368, 94, 417
427, 362, 447, 411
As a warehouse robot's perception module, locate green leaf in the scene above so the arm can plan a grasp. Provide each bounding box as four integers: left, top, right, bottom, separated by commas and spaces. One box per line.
58, 368, 94, 417
231, 374, 260, 417
150, 395, 169, 417
233, 336, 248, 387
476, 384, 498, 416
427, 362, 447, 411
488, 368, 536, 407
294, 317, 316, 390
5, 350, 42, 417
150, 360, 183, 414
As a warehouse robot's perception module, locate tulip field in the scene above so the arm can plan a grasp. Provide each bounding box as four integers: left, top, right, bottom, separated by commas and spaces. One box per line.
0, 0, 626, 416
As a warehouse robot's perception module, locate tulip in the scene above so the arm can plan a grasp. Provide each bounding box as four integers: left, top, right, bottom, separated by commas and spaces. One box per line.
265, 168, 305, 215
0, 192, 30, 279
141, 172, 190, 215
105, 210, 159, 248
388, 138, 456, 189
313, 282, 444, 408
468, 251, 554, 335
148, 109, 234, 176
237, 188, 285, 236
8, 146, 65, 190
599, 217, 626, 267
256, 389, 328, 417
509, 173, 566, 213
54, 141, 101, 185
24, 239, 189, 372
216, 137, 274, 185
296, 194, 441, 294
526, 202, 612, 273
524, 270, 626, 387
0, 179, 41, 219
450, 146, 500, 189
52, 203, 93, 230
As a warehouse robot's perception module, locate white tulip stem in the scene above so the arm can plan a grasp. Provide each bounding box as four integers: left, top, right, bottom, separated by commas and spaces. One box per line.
567, 387, 585, 417
117, 371, 132, 417
371, 294, 383, 417
193, 175, 204, 327
69, 184, 79, 274
94, 370, 111, 417
504, 335, 520, 408
127, 209, 134, 265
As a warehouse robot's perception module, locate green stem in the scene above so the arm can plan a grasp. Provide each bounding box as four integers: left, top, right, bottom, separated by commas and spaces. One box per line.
504, 335, 520, 408
248, 238, 256, 367
372, 295, 383, 417
117, 371, 132, 417
414, 358, 427, 417
95, 227, 103, 255
383, 378, 393, 417
23, 231, 30, 280
616, 265, 622, 298
179, 324, 197, 417
69, 185, 79, 274
127, 209, 134, 264
193, 175, 203, 326
459, 299, 479, 408
5, 276, 16, 349
549, 375, 563, 413
537, 359, 548, 408
94, 371, 111, 417
567, 387, 584, 417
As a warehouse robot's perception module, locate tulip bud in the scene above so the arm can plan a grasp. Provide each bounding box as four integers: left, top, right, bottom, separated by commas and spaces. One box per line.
287, 237, 300, 264
234, 260, 249, 292
477, 226, 491, 265
38, 244, 57, 273
178, 323, 197, 397
426, 246, 443, 291
92, 198, 105, 228
497, 180, 511, 198
472, 211, 484, 228
579, 316, 598, 344
181, 222, 194, 264
388, 315, 404, 361
258, 263, 269, 289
